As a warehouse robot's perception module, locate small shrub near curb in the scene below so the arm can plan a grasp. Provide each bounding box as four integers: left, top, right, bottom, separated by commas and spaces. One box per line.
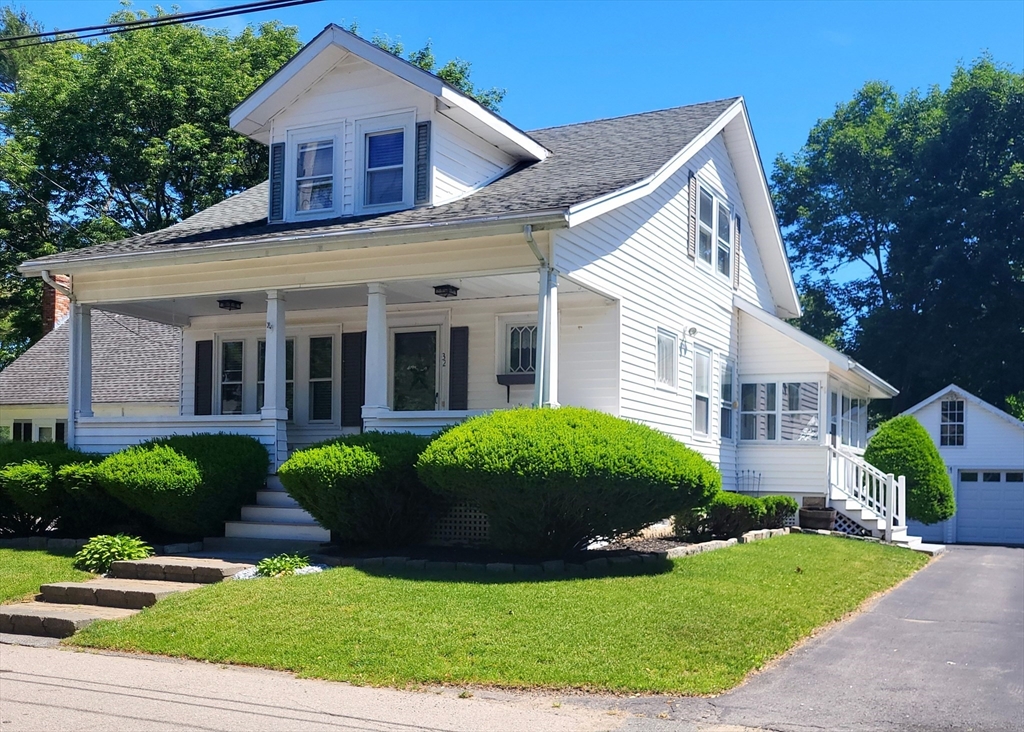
74, 534, 153, 573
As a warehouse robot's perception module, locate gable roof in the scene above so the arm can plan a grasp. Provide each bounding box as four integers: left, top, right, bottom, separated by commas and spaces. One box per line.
735, 296, 898, 398
0, 312, 181, 406
230, 24, 548, 161
901, 384, 1024, 431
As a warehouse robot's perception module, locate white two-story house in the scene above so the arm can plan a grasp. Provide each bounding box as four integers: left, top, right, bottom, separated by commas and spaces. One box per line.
18, 25, 913, 545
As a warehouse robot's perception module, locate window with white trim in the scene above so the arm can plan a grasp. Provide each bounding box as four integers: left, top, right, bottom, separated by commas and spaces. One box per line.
656, 329, 677, 388
220, 341, 243, 415
308, 336, 334, 422
693, 347, 712, 436
257, 338, 295, 421
698, 188, 714, 265
716, 201, 731, 276
940, 399, 964, 446
741, 381, 820, 442
356, 112, 415, 213
37, 426, 52, 442
720, 359, 735, 440
295, 140, 334, 212
697, 185, 732, 279
506, 324, 537, 374
829, 389, 868, 449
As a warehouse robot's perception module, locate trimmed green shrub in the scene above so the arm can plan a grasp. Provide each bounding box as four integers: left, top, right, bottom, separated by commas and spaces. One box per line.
255, 552, 310, 577
416, 407, 721, 556
279, 432, 434, 546
57, 462, 142, 537
676, 491, 766, 539
759, 495, 799, 529
864, 415, 955, 524
0, 441, 73, 468
96, 434, 269, 537
73, 534, 153, 573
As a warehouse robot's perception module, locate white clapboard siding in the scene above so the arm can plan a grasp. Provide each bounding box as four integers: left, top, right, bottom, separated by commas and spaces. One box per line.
911, 396, 1024, 470
554, 133, 778, 480
738, 311, 829, 376
736, 444, 827, 495
75, 416, 278, 456
432, 115, 516, 205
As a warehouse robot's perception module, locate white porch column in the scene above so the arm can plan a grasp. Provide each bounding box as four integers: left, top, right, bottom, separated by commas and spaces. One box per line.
533, 266, 549, 407
261, 291, 288, 470
261, 290, 288, 420
364, 283, 389, 412
66, 302, 92, 447
542, 270, 559, 408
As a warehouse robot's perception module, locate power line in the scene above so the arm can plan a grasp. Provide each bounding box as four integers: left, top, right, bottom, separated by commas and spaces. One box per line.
0, 0, 322, 51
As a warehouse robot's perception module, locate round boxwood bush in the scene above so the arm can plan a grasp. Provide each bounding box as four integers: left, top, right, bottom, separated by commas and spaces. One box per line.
96, 434, 269, 537
279, 432, 435, 546
675, 491, 767, 539
416, 407, 721, 556
864, 415, 955, 525
759, 494, 799, 529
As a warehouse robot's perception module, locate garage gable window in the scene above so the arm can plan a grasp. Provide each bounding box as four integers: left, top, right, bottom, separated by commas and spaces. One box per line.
940, 399, 965, 446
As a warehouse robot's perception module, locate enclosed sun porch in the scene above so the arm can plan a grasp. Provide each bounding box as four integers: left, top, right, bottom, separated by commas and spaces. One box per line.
60, 261, 619, 471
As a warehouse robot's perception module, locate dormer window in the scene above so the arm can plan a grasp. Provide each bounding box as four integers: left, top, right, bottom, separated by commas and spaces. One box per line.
296, 140, 334, 211
355, 112, 416, 213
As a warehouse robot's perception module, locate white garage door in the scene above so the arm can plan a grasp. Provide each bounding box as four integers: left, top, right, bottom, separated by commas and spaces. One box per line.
956, 470, 1024, 546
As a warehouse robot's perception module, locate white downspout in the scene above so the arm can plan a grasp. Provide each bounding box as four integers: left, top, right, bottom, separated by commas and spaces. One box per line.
524, 225, 547, 407
42, 270, 77, 447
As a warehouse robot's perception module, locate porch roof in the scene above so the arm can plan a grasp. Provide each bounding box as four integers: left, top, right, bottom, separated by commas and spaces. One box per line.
20, 100, 737, 273
0, 311, 181, 406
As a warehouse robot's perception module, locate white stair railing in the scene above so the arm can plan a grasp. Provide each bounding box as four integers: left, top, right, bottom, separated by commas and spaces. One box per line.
826, 443, 906, 541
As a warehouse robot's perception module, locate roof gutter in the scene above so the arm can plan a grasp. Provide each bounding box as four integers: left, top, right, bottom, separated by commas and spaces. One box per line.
41, 270, 74, 301
19, 210, 570, 276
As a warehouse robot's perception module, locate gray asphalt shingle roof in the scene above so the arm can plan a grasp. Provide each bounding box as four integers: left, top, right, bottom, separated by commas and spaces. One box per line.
0, 312, 181, 405
26, 99, 738, 266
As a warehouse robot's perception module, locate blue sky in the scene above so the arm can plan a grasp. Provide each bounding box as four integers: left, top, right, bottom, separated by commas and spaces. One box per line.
20, 0, 1024, 172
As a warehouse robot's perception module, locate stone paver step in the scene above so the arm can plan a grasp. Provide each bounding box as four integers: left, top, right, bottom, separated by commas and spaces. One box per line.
109, 556, 253, 583
39, 578, 203, 609
0, 602, 139, 638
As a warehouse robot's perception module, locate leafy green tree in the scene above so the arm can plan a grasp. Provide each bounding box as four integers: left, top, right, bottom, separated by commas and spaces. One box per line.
787, 276, 848, 350
774, 58, 1024, 411
1005, 392, 1024, 421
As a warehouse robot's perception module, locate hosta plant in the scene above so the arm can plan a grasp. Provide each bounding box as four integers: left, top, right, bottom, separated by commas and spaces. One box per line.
255, 553, 310, 577
74, 534, 153, 573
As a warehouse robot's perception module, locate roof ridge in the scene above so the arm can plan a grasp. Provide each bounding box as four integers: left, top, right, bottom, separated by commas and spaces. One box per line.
527, 97, 741, 134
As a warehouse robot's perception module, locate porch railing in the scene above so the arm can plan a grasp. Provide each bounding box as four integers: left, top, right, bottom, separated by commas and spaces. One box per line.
826, 443, 906, 541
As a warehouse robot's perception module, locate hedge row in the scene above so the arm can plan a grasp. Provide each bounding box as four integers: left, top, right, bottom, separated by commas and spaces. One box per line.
0, 434, 269, 539
675, 492, 799, 540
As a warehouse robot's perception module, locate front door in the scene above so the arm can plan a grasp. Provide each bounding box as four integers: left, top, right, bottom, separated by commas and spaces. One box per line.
392, 328, 439, 411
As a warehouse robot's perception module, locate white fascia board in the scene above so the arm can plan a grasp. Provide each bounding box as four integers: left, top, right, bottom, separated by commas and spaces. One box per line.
735, 296, 898, 398
565, 100, 743, 228
230, 25, 545, 162
19, 211, 569, 276
901, 383, 1024, 430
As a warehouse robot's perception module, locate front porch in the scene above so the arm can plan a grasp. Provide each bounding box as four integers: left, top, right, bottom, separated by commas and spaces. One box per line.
65, 270, 619, 468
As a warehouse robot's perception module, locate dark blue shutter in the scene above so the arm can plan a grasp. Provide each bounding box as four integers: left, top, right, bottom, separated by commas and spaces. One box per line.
194, 340, 213, 416
449, 326, 469, 410
341, 331, 366, 428
269, 142, 285, 222
414, 121, 431, 205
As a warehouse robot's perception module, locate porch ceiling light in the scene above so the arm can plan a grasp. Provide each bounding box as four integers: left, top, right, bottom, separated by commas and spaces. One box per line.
433, 284, 459, 298
218, 299, 243, 311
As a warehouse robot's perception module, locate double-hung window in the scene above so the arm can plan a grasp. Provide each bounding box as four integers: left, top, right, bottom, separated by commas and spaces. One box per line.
698, 188, 714, 265
940, 399, 964, 446
781, 382, 820, 441
308, 336, 334, 422
365, 130, 404, 207
656, 329, 678, 389
220, 341, 244, 415
716, 201, 731, 276
697, 184, 733, 279
741, 383, 777, 440
693, 347, 712, 436
720, 359, 735, 440
257, 338, 295, 420
295, 140, 334, 212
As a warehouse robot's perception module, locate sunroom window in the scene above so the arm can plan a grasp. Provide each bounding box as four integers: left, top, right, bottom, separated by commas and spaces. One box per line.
781, 382, 819, 441
741, 381, 819, 442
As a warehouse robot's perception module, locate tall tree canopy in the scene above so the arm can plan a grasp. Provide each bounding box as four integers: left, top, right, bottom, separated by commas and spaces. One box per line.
773, 57, 1023, 412
0, 7, 504, 368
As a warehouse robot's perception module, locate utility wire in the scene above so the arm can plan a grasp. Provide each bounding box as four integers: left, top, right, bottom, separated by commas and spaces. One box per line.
0, 0, 322, 50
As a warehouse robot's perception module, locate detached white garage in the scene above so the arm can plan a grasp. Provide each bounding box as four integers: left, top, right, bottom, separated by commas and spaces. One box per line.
902, 385, 1024, 546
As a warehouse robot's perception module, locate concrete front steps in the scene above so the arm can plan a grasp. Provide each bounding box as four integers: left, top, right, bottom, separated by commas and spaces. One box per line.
0, 557, 252, 639
223, 475, 330, 543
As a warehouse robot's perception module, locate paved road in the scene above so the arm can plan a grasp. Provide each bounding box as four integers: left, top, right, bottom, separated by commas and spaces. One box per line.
1, 546, 1021, 732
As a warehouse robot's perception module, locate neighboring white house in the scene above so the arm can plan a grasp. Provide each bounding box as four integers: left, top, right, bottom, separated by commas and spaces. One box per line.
16, 25, 913, 545
901, 385, 1024, 546
0, 287, 181, 442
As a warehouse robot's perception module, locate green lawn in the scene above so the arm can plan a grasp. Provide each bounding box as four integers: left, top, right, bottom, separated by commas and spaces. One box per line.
70, 534, 927, 694
0, 548, 92, 603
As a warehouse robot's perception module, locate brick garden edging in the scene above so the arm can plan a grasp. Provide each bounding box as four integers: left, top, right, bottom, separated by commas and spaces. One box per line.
308, 527, 791, 577
0, 537, 204, 555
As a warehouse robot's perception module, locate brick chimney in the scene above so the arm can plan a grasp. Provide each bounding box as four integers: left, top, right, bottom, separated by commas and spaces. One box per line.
42, 275, 71, 335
